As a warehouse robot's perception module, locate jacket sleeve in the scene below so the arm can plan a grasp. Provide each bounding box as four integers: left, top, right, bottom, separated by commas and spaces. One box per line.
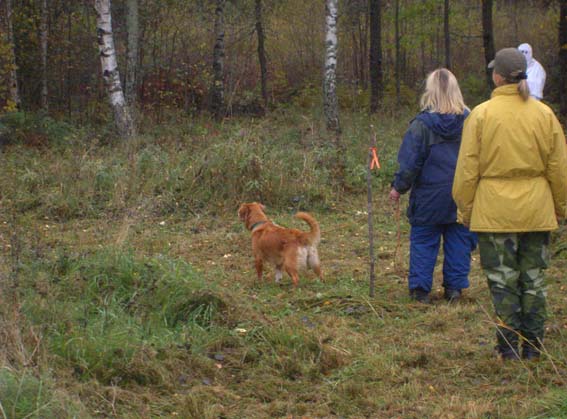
545, 113, 567, 219
391, 120, 428, 194
452, 110, 481, 225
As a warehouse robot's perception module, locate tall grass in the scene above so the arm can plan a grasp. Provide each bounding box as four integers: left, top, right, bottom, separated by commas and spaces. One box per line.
0, 368, 88, 418
0, 108, 408, 222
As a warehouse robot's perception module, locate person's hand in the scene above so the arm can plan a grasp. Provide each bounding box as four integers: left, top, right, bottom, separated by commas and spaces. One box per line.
389, 188, 401, 203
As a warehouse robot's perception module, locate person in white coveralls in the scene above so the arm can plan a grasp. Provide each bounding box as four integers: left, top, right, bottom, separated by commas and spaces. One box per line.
517, 43, 546, 100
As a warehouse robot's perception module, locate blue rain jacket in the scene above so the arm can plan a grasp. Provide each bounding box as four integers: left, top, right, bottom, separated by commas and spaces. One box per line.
392, 111, 469, 225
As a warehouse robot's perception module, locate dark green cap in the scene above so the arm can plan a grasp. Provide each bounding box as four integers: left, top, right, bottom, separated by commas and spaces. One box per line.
488, 48, 528, 82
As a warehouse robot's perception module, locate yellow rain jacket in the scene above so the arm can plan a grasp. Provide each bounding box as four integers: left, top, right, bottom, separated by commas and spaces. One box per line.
452, 84, 567, 232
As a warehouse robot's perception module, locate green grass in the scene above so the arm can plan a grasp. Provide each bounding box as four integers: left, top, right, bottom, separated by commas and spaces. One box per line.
0, 108, 566, 418
0, 367, 88, 418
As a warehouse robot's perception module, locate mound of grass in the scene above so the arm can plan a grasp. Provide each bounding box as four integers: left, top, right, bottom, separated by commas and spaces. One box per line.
18, 248, 236, 387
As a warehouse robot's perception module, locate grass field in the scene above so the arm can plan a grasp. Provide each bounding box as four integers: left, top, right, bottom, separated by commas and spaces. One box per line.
0, 110, 566, 418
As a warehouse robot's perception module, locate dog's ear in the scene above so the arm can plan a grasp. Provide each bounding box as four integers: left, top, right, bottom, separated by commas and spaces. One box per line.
238, 204, 249, 221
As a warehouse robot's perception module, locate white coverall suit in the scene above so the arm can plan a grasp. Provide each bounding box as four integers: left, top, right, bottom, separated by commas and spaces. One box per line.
518, 43, 546, 100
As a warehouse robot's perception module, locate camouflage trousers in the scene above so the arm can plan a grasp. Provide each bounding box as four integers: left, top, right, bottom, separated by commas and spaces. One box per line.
478, 232, 550, 349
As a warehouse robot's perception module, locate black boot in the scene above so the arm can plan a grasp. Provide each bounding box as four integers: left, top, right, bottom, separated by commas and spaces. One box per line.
496, 332, 520, 361
409, 288, 431, 304
444, 288, 462, 302
522, 340, 542, 361
497, 344, 520, 360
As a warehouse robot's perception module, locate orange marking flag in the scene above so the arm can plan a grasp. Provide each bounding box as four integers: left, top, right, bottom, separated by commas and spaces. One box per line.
369, 147, 381, 170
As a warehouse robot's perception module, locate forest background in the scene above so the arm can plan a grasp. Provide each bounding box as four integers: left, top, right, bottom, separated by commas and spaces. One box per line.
0, 0, 567, 418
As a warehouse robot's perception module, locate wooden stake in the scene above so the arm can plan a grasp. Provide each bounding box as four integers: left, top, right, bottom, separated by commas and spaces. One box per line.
367, 126, 379, 297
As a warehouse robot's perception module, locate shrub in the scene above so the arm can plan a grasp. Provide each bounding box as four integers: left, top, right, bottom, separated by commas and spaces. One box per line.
0, 112, 77, 147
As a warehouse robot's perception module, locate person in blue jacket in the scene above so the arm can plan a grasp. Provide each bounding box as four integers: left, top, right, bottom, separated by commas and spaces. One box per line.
389, 68, 477, 304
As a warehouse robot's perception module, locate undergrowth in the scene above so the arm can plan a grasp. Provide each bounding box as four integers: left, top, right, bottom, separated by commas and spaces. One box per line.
0, 109, 402, 221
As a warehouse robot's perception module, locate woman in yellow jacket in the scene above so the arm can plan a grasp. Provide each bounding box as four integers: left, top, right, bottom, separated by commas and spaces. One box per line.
452, 48, 567, 361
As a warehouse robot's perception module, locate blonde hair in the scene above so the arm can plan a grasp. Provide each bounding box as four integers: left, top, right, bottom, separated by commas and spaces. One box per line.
420, 68, 468, 114
517, 79, 530, 101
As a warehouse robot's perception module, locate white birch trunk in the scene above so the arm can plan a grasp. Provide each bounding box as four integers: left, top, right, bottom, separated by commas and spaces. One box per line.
95, 0, 135, 139
323, 0, 339, 133
5, 0, 21, 110
40, 0, 48, 111
125, 0, 139, 106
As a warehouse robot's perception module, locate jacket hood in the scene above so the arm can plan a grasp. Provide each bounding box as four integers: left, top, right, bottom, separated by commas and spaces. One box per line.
518, 43, 533, 65
415, 111, 469, 140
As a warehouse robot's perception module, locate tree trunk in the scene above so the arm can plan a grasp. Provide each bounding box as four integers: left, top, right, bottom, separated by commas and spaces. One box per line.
358, 8, 370, 90
444, 0, 450, 69
482, 0, 495, 90
560, 0, 567, 121
324, 0, 340, 133
394, 0, 400, 106
5, 0, 21, 110
66, 6, 72, 118
255, 0, 268, 110
324, 0, 345, 186
369, 0, 382, 113
352, 29, 359, 85
360, 9, 368, 89
40, 0, 48, 112
125, 0, 139, 107
95, 0, 135, 139
211, 0, 226, 119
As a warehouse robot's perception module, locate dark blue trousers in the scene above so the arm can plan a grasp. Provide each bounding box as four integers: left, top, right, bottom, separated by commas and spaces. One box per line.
409, 223, 477, 293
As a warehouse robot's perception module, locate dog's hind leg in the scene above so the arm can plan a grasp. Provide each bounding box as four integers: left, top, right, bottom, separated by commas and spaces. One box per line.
255, 257, 264, 281
275, 265, 283, 283
308, 249, 323, 280
312, 264, 323, 280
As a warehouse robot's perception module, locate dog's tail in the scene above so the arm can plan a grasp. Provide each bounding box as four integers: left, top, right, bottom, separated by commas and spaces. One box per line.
296, 212, 320, 245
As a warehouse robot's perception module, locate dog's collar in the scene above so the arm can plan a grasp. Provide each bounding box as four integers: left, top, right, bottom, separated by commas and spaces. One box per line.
250, 221, 267, 231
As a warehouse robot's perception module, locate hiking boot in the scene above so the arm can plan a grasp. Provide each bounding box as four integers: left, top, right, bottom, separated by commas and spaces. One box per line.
444, 288, 462, 302
522, 341, 542, 361
409, 288, 431, 304
496, 344, 520, 361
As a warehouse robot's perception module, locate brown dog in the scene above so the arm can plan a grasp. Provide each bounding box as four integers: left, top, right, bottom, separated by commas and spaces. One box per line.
238, 202, 322, 286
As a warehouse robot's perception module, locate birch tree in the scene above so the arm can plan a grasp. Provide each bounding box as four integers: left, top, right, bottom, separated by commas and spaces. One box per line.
369, 0, 383, 113
5, 0, 20, 110
95, 0, 135, 139
323, 0, 339, 133
211, 0, 226, 118
323, 0, 345, 185
255, 0, 268, 110
125, 0, 139, 107
40, 0, 48, 111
